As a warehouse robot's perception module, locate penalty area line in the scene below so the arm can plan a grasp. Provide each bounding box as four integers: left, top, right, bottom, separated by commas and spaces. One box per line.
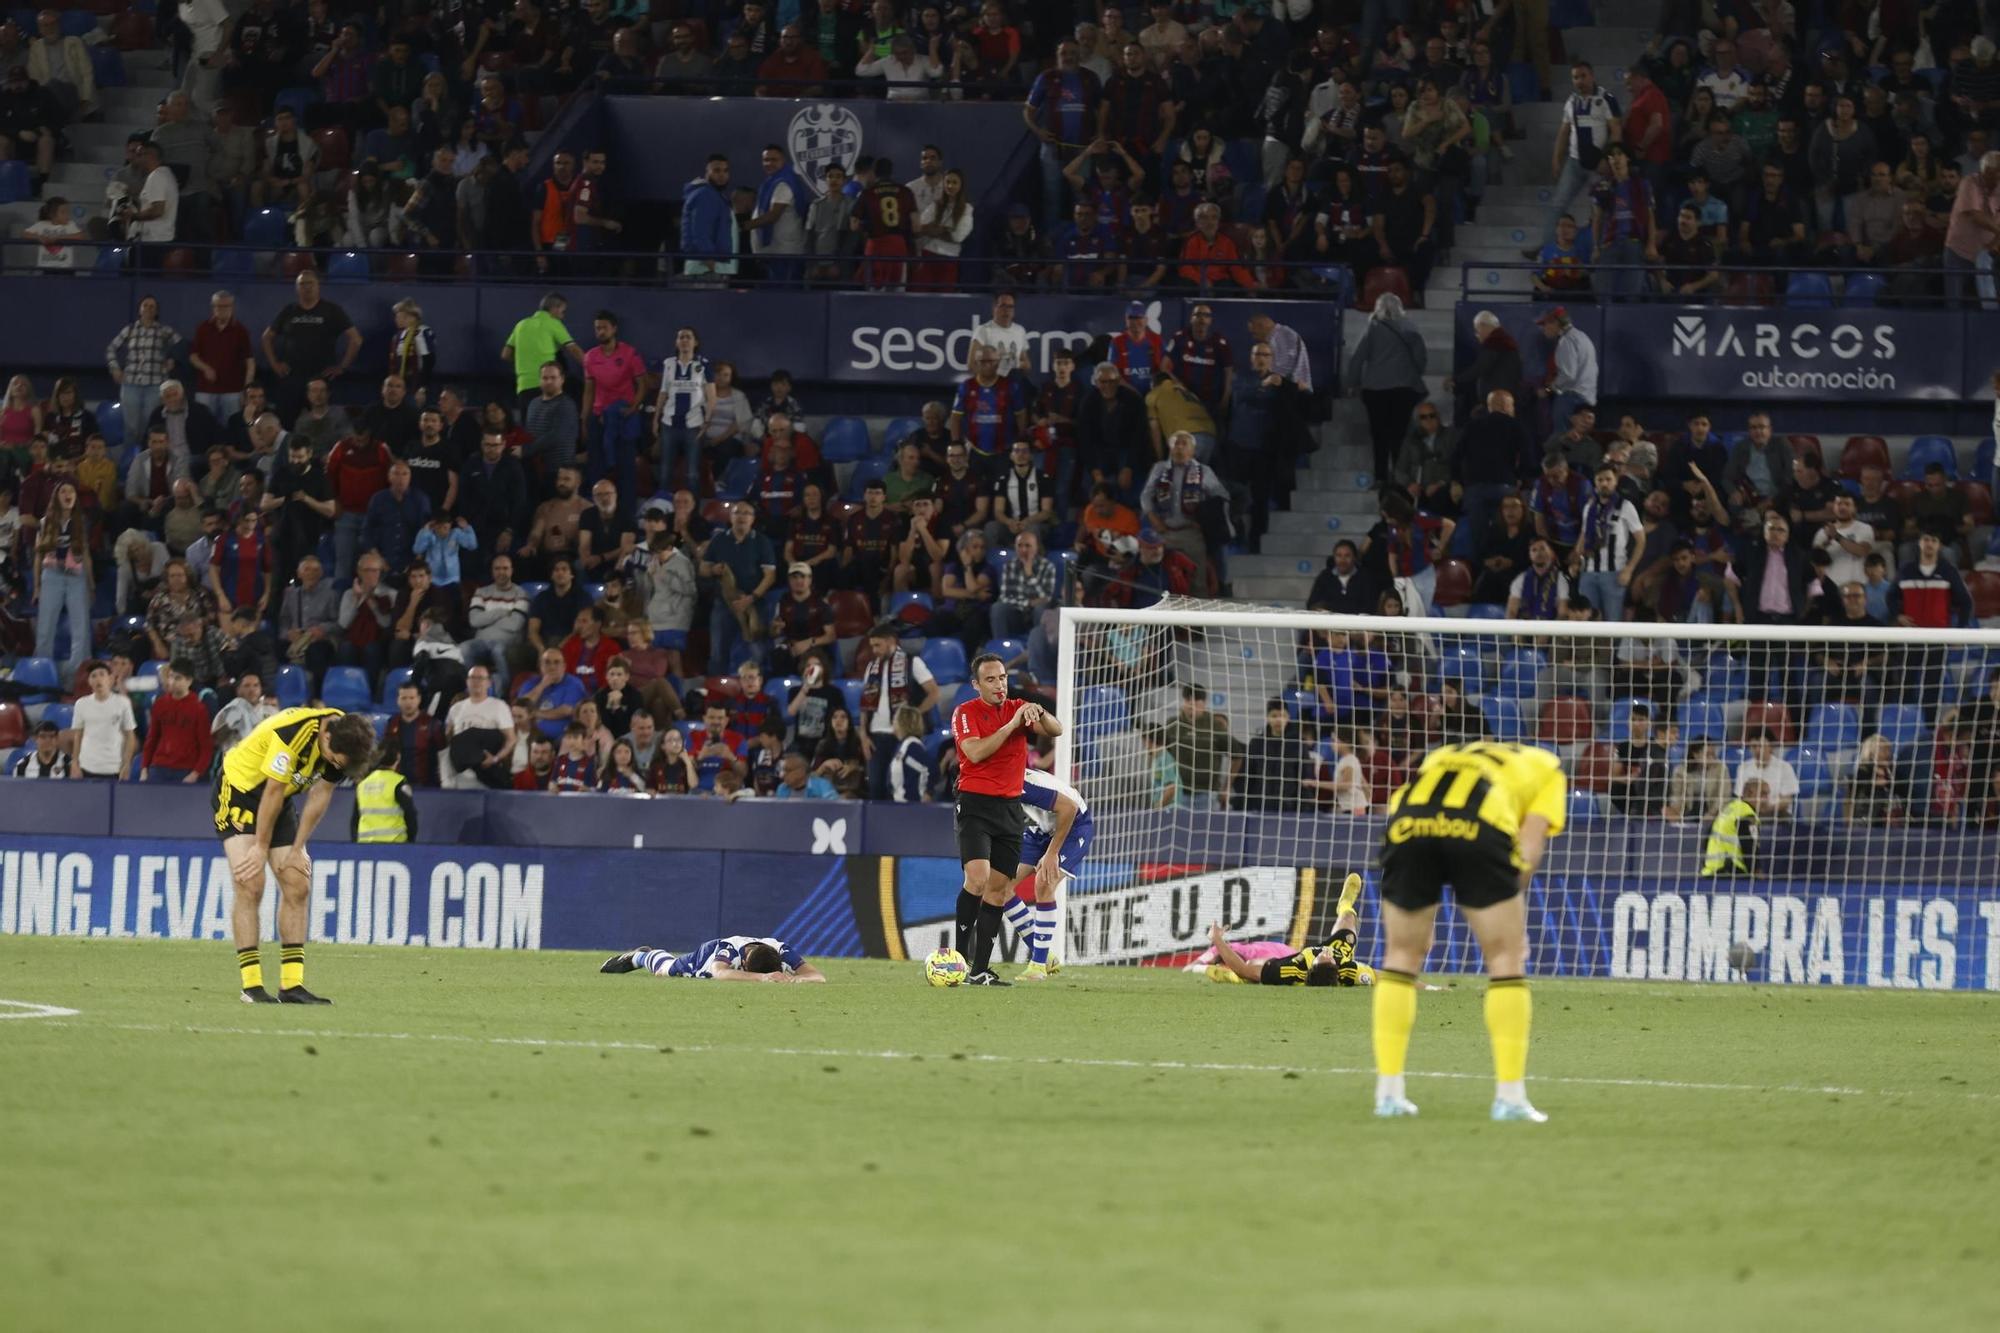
32, 1018, 1997, 1102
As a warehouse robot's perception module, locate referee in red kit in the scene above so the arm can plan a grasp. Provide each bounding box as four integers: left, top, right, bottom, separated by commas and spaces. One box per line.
953, 652, 1063, 985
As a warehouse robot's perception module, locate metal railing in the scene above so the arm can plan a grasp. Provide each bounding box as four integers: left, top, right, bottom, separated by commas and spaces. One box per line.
4, 237, 1357, 300
1457, 260, 1964, 307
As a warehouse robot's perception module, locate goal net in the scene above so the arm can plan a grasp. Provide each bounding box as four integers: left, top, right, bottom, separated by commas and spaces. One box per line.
1053, 598, 2000, 990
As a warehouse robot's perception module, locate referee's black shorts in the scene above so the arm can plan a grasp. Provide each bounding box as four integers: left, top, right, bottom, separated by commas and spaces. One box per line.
955, 791, 1024, 877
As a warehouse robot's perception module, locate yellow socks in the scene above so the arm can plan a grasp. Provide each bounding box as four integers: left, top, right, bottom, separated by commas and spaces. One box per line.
236, 947, 263, 992
1336, 872, 1363, 919
1485, 977, 1532, 1084
279, 944, 305, 992
1371, 968, 1418, 1076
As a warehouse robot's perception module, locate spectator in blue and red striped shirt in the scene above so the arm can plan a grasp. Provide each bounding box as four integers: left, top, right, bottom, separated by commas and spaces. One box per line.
313, 23, 374, 130
1025, 41, 1102, 231
206, 509, 273, 623
1110, 302, 1169, 395
950, 346, 1028, 462
1590, 146, 1657, 301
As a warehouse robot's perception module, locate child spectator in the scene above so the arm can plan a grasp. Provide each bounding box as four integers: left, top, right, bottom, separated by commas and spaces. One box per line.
551, 722, 599, 792
140, 658, 214, 783
73, 659, 138, 780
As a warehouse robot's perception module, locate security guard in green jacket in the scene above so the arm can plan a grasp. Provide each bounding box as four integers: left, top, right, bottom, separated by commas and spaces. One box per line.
352, 762, 419, 844
1699, 781, 1762, 877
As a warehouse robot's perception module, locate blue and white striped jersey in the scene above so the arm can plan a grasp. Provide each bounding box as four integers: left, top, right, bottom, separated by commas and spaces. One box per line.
666, 935, 805, 978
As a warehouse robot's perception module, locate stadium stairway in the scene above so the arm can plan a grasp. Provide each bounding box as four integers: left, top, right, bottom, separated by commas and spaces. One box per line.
3, 32, 177, 267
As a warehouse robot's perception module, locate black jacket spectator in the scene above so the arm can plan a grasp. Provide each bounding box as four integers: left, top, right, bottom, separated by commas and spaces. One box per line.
1076, 380, 1148, 486
1456, 409, 1535, 486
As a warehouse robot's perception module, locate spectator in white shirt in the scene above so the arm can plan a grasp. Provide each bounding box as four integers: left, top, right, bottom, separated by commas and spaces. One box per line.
1734, 731, 1799, 817
443, 664, 519, 788
73, 660, 139, 780
1696, 39, 1751, 110
1574, 463, 1645, 621
971, 292, 1033, 373
1812, 492, 1874, 587
856, 33, 943, 101
129, 140, 180, 246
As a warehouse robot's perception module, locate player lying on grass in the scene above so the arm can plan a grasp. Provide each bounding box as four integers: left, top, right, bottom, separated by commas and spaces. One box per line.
1199, 873, 1373, 986
599, 936, 827, 983
997, 767, 1094, 981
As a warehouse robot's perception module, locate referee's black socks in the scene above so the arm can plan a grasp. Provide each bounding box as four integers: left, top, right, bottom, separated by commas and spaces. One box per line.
955, 890, 982, 960
972, 900, 1004, 975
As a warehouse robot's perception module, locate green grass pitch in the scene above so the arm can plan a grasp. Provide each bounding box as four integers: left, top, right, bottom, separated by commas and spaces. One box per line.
3, 937, 1997, 1333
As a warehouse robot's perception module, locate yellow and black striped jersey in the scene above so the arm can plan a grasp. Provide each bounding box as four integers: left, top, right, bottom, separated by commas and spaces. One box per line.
219, 707, 346, 798
1387, 742, 1568, 843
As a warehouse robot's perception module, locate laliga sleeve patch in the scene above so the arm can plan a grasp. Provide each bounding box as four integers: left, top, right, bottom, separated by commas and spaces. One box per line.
268, 749, 293, 777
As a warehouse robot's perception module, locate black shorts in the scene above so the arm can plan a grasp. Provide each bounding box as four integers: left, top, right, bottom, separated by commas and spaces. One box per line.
955, 790, 1024, 877
1376, 779, 1521, 912
213, 771, 298, 847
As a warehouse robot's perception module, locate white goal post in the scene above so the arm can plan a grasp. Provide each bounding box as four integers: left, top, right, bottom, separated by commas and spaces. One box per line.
1052, 598, 2000, 989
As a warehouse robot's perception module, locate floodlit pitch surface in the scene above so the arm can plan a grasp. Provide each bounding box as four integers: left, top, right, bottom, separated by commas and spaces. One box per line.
3, 938, 1996, 1333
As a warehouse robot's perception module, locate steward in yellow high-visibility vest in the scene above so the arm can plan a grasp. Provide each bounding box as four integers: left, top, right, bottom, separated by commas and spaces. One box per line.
1699, 786, 1761, 877
351, 765, 418, 844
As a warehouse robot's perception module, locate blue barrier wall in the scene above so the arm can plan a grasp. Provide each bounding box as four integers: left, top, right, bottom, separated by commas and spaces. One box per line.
3, 790, 1995, 986
0, 282, 1340, 392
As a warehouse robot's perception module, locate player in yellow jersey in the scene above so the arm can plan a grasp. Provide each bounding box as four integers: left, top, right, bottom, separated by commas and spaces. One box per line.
1371, 741, 1567, 1122
213, 706, 376, 1004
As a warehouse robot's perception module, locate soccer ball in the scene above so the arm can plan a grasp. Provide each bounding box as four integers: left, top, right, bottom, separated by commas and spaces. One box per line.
924, 948, 969, 987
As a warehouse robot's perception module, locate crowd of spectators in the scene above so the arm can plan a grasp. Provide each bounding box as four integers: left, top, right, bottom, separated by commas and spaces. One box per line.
1520, 17, 2000, 305
2, 273, 1323, 804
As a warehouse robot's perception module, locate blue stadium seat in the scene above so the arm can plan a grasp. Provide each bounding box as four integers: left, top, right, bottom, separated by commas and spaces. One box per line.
1463, 603, 1505, 620
0, 160, 30, 205
273, 86, 322, 122
887, 592, 932, 620
211, 247, 256, 279
90, 42, 126, 89
1481, 695, 1525, 741
327, 249, 372, 283
881, 416, 922, 454
1784, 272, 1833, 308
845, 455, 891, 501
1699, 651, 1747, 700
1679, 692, 1728, 742
378, 666, 414, 707
1567, 789, 1608, 823
11, 656, 60, 700
583, 583, 604, 605
980, 637, 1027, 665
820, 416, 872, 463
517, 581, 549, 602
1792, 745, 1829, 799
1283, 685, 1320, 721
1901, 435, 1959, 480
923, 638, 968, 684
242, 208, 290, 250
1494, 647, 1545, 700
1877, 703, 1929, 751
273, 664, 309, 708
367, 712, 392, 737
948, 682, 980, 715
320, 667, 373, 710
715, 456, 759, 500
90, 245, 129, 275
1076, 684, 1128, 735
1841, 272, 1884, 306
96, 402, 123, 451
40, 702, 74, 731
1604, 696, 1650, 743
835, 677, 863, 719
1805, 702, 1861, 750
61, 9, 94, 36
1436, 643, 1486, 692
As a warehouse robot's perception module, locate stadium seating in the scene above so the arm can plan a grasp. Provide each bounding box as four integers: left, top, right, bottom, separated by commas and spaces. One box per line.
845, 456, 891, 500
1571, 741, 1618, 793
881, 417, 922, 453
1536, 696, 1593, 746
1436, 643, 1485, 692
923, 639, 968, 684
1741, 700, 1793, 744
1805, 703, 1861, 751
327, 250, 372, 283
1877, 703, 1929, 752
41, 702, 73, 731
379, 666, 414, 707
1964, 481, 1992, 525
1969, 570, 2000, 621
1432, 558, 1472, 609
819, 417, 871, 463
1838, 435, 1890, 478
1603, 696, 1648, 743
828, 590, 874, 640
273, 665, 309, 708
1840, 272, 1884, 306
320, 667, 373, 710
211, 247, 256, 279
1358, 266, 1413, 312
1976, 437, 1995, 484
1480, 695, 1524, 741
11, 657, 60, 701
1076, 684, 1130, 734
1783, 272, 1833, 307
0, 700, 24, 748
312, 127, 352, 170
715, 456, 759, 500
980, 637, 1028, 666
1282, 685, 1319, 722
1678, 692, 1729, 742
242, 208, 290, 249
1901, 435, 1959, 479
1494, 647, 1545, 700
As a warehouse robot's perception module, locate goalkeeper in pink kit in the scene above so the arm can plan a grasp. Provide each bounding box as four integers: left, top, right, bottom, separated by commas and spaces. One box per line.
1193, 873, 1374, 986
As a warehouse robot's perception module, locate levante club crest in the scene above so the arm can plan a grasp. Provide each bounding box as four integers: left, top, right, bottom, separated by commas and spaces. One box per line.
788, 102, 863, 198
